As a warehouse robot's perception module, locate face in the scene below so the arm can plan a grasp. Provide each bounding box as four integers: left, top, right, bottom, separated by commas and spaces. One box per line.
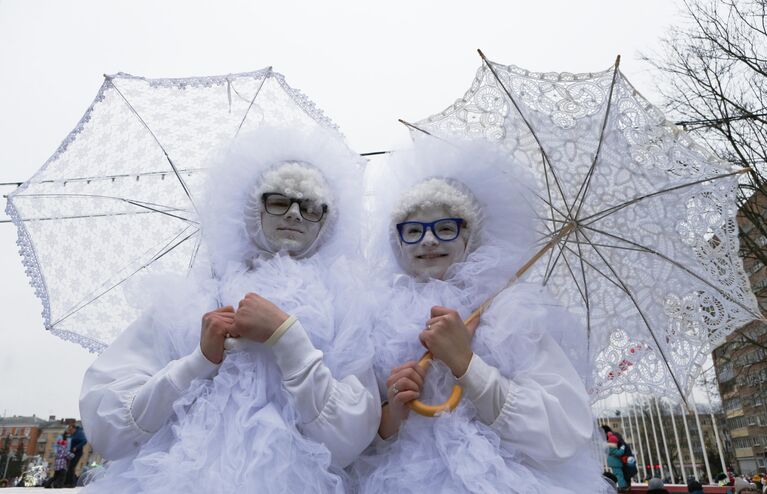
260, 196, 324, 255
66, 425, 75, 435
399, 205, 468, 280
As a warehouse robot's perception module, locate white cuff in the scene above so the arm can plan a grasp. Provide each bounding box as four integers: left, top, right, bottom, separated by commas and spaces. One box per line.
166, 345, 220, 392
270, 320, 321, 379
265, 315, 297, 346
457, 353, 510, 424
457, 353, 489, 401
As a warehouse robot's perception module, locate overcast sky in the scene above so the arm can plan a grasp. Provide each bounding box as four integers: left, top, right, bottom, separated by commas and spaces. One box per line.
0, 0, 687, 419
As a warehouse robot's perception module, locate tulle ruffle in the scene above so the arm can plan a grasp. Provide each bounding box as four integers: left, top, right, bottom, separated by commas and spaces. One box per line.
353, 268, 606, 493
84, 254, 373, 493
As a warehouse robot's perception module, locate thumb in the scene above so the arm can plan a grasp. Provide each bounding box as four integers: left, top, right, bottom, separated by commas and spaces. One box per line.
465, 314, 480, 336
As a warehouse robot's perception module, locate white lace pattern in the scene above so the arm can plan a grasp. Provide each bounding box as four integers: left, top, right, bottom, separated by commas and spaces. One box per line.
412, 59, 761, 401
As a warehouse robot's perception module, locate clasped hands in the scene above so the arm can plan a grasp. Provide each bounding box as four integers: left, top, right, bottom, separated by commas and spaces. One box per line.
385, 306, 478, 419
200, 293, 289, 364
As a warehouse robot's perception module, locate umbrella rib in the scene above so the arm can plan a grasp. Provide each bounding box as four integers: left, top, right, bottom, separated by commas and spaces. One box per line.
109, 79, 198, 214
576, 227, 689, 402
565, 239, 651, 253
580, 168, 749, 227
540, 151, 569, 221
573, 229, 592, 356
15, 193, 197, 224
398, 119, 434, 136
233, 67, 272, 138
557, 245, 588, 306
543, 227, 576, 286
12, 168, 205, 187
478, 50, 572, 217
539, 162, 561, 278
561, 243, 628, 293
188, 232, 203, 270
2, 209, 185, 223
49, 226, 199, 328
571, 56, 621, 220
581, 224, 765, 321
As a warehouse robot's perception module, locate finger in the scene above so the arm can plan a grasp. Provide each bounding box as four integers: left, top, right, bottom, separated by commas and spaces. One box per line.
425, 317, 441, 328
209, 314, 235, 324
398, 368, 424, 388
430, 306, 454, 318
411, 361, 428, 379
211, 311, 236, 320
391, 360, 418, 374
386, 370, 414, 388
419, 332, 430, 350
387, 371, 422, 390
393, 390, 420, 405
466, 314, 480, 335
216, 305, 235, 313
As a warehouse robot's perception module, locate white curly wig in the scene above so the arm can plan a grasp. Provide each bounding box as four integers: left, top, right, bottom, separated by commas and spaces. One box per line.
200, 125, 364, 272
367, 136, 537, 290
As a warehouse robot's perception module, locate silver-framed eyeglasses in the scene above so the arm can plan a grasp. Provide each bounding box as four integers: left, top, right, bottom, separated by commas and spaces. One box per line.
262, 193, 327, 222
396, 217, 465, 244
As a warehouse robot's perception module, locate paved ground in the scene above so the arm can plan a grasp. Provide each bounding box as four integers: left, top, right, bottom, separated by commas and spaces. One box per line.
1, 489, 81, 493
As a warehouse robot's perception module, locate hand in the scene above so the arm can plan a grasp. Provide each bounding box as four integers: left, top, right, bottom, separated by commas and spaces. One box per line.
379, 361, 427, 439
419, 306, 479, 377
233, 292, 289, 343
386, 361, 427, 418
200, 306, 236, 364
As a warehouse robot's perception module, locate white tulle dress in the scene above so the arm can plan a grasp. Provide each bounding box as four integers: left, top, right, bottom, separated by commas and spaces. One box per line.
78, 127, 380, 493
350, 138, 609, 494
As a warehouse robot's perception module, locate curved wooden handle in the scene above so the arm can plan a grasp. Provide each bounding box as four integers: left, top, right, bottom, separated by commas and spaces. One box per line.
407, 351, 463, 417
406, 222, 575, 418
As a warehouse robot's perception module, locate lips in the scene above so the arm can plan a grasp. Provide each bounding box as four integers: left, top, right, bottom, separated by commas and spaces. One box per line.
416, 253, 448, 259
277, 227, 303, 234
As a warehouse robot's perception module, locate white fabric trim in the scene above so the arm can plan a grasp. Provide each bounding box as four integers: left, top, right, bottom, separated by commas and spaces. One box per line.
456, 353, 510, 425
264, 314, 297, 347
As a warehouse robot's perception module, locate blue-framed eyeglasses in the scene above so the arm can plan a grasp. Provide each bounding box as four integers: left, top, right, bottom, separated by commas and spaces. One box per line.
396, 218, 465, 244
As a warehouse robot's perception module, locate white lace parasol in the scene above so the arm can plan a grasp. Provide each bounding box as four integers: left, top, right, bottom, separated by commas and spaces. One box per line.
5, 68, 340, 352
405, 51, 764, 401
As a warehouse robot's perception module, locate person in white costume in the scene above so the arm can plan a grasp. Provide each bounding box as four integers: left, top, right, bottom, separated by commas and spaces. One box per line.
79, 126, 380, 493
351, 138, 609, 493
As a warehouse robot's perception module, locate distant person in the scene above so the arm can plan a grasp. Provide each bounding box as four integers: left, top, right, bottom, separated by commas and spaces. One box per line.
606, 432, 628, 490
602, 424, 636, 487
752, 474, 763, 491
48, 432, 73, 488
735, 477, 760, 493
687, 478, 704, 494
647, 477, 670, 494
65, 423, 87, 487
602, 471, 619, 493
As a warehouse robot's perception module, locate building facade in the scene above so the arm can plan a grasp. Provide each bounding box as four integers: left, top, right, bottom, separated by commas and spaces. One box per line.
712, 190, 767, 475
0, 415, 101, 483
600, 405, 731, 482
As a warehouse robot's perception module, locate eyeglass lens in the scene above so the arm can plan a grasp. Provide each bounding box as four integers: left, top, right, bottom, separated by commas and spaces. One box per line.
399, 219, 461, 244
263, 194, 325, 222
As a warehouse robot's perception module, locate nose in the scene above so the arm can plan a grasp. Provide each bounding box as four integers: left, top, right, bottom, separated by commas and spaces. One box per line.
421, 229, 439, 246
284, 202, 302, 221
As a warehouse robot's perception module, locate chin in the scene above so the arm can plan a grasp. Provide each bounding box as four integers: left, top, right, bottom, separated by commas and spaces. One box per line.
271, 237, 307, 254
412, 263, 450, 281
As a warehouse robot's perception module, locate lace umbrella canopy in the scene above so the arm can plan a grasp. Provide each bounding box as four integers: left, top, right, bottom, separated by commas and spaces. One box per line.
5, 68, 340, 353
403, 51, 764, 402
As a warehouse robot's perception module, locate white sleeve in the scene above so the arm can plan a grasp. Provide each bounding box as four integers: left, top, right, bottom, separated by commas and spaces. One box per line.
269, 319, 380, 469
79, 317, 220, 460
458, 334, 593, 462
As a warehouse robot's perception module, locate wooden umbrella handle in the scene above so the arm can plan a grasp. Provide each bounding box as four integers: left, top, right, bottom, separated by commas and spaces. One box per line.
407, 351, 463, 417
407, 222, 576, 418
